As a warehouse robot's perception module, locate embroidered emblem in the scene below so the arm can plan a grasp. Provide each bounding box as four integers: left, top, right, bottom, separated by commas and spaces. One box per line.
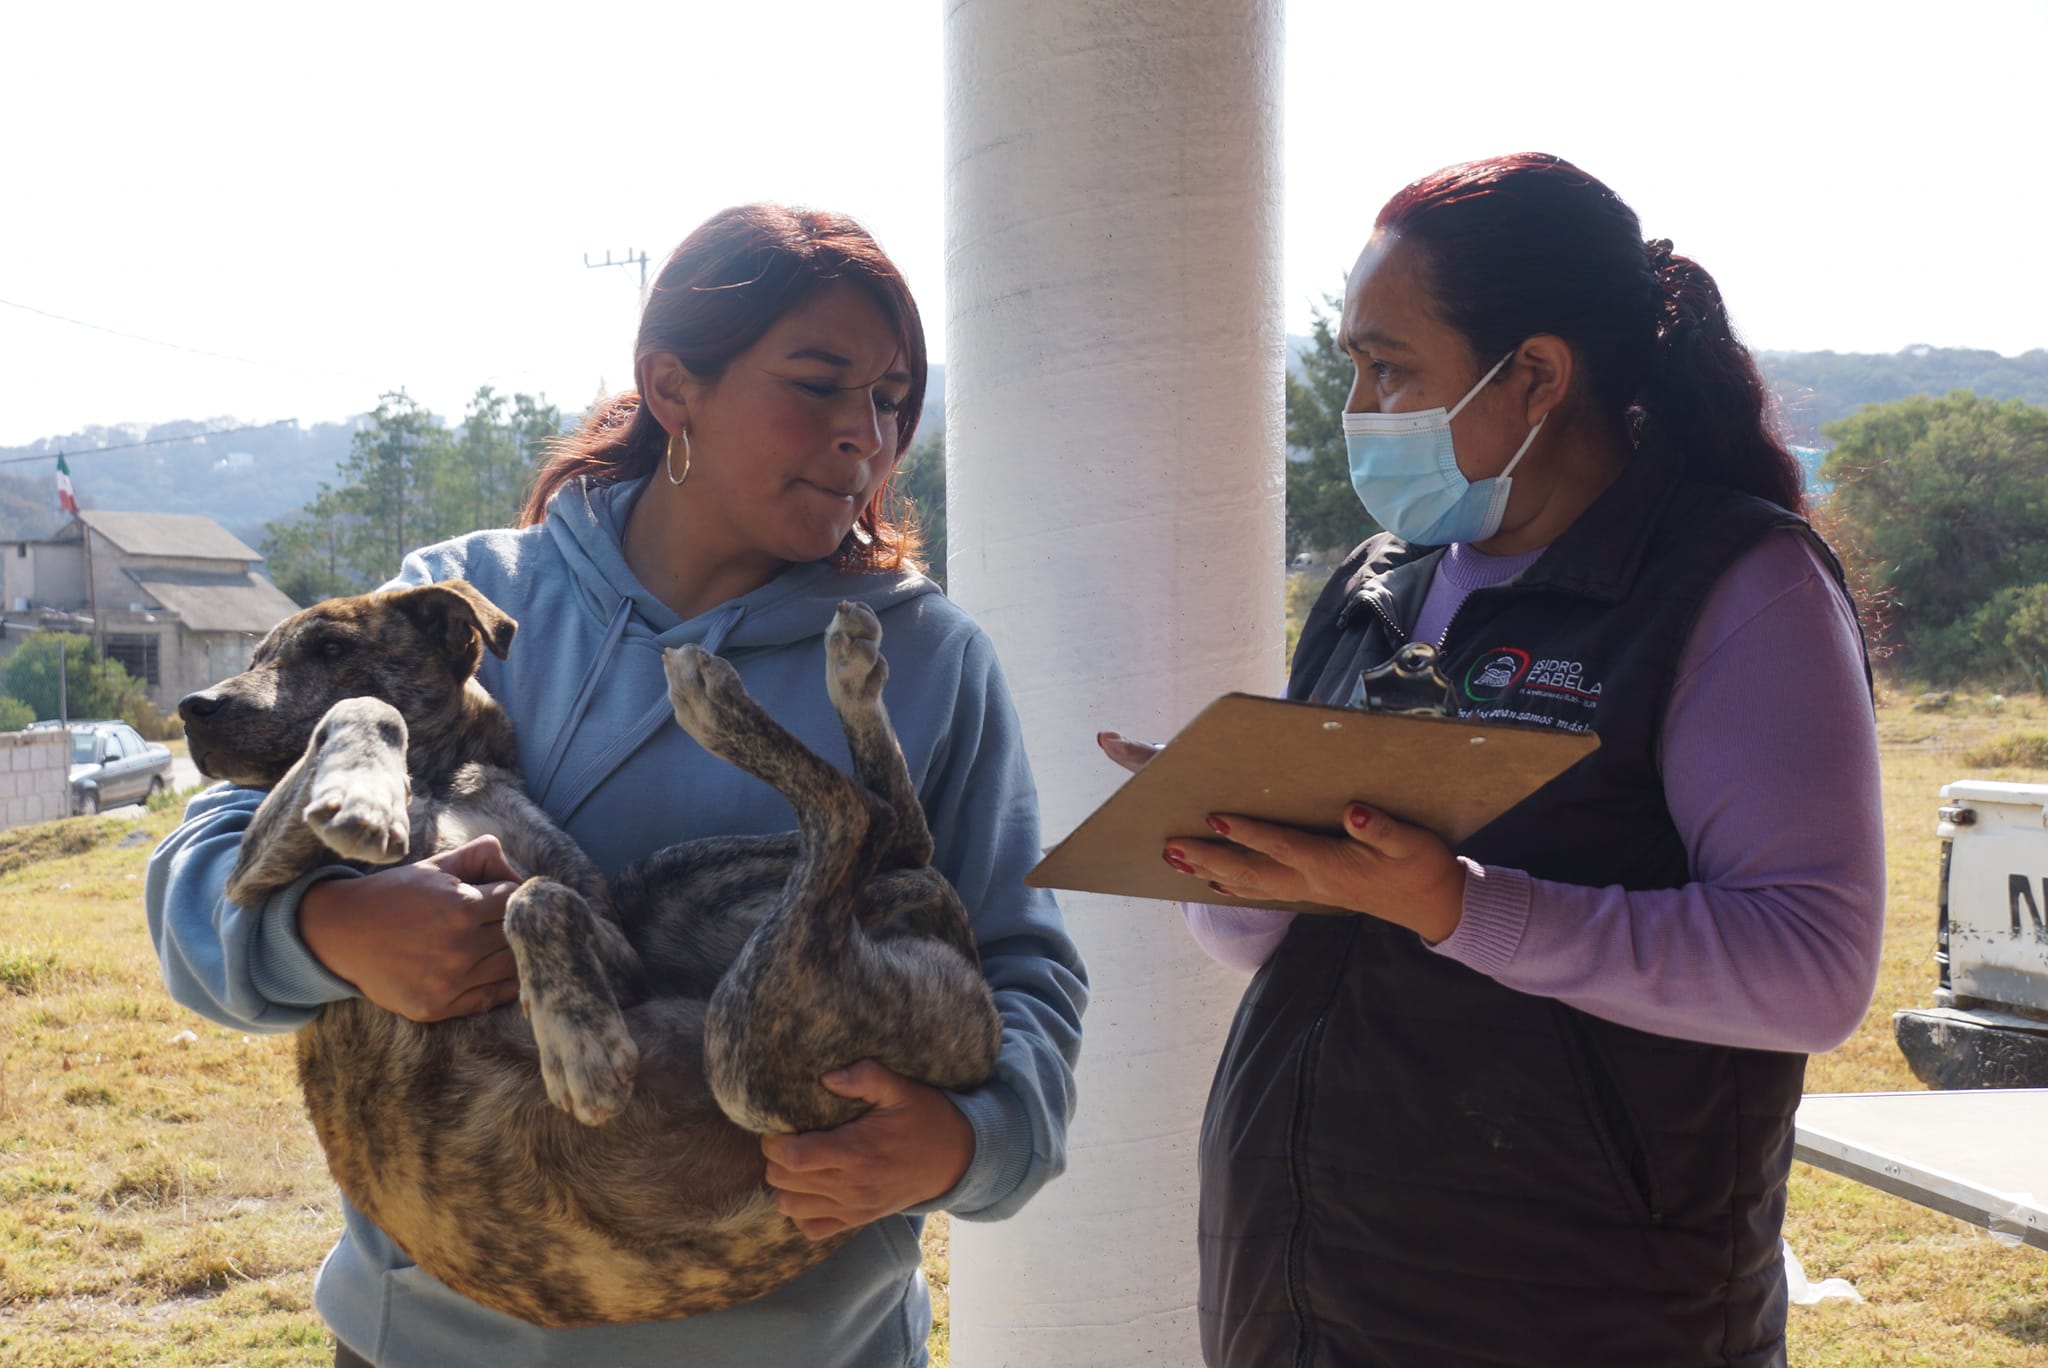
1462, 647, 1530, 702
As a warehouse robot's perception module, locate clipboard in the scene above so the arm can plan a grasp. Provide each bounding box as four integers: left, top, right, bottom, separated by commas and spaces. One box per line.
1025, 693, 1599, 915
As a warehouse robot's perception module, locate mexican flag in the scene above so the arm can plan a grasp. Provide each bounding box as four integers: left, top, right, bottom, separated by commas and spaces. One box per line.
55, 454, 77, 514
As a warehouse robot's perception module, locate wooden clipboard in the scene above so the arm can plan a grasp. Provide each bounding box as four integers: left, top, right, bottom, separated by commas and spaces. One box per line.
1025, 693, 1599, 914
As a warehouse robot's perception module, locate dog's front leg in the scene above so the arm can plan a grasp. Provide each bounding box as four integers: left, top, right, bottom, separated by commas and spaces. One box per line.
225, 698, 412, 905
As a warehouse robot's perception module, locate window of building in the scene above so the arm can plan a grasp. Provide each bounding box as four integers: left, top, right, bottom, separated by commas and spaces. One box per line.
106, 633, 161, 687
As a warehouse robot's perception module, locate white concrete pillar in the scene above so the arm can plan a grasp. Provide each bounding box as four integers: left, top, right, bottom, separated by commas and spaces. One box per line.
943, 1, 1285, 1363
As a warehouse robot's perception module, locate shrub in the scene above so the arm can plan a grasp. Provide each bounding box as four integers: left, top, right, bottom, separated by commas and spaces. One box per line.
123, 694, 184, 742
1961, 733, 2048, 769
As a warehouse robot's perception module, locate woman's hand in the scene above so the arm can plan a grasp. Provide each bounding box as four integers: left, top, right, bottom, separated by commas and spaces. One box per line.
1164, 804, 1468, 943
298, 834, 524, 1022
760, 1060, 977, 1242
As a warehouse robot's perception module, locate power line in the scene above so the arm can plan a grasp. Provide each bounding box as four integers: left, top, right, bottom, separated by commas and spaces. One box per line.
0, 420, 298, 466
0, 296, 269, 367
0, 296, 391, 383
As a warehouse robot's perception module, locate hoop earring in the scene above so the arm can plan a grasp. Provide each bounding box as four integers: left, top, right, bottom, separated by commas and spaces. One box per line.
665, 428, 691, 486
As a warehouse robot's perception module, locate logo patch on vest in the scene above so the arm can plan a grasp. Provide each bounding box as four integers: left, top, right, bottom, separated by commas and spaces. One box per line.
1459, 647, 1601, 732
1462, 647, 1530, 701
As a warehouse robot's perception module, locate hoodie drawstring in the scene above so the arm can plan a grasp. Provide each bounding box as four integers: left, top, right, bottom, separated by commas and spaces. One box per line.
533, 596, 632, 810
544, 601, 749, 827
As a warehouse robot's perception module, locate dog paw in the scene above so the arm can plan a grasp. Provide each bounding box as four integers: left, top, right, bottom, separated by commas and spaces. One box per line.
663, 643, 749, 743
303, 770, 410, 864
826, 601, 887, 706
528, 994, 639, 1126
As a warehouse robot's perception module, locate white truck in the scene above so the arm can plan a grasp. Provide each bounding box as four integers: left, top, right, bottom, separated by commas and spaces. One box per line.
1894, 780, 2048, 1088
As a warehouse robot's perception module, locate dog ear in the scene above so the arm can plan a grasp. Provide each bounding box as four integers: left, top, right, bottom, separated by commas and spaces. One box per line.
392, 581, 519, 671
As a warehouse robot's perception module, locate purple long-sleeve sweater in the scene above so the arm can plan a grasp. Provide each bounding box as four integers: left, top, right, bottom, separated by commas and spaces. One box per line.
1185, 528, 1886, 1054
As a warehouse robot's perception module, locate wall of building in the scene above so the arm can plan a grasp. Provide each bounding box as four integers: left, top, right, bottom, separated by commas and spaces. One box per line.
0, 729, 69, 829
8, 541, 83, 611
169, 629, 258, 702
3, 541, 39, 610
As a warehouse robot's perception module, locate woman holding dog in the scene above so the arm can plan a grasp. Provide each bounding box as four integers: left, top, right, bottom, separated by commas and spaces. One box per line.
1135, 154, 1885, 1366
149, 205, 1085, 1367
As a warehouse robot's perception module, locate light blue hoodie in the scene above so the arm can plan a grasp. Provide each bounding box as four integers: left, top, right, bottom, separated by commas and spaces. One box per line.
146, 476, 1087, 1367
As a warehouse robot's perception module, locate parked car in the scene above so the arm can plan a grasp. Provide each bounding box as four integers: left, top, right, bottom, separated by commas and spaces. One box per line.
29, 719, 174, 816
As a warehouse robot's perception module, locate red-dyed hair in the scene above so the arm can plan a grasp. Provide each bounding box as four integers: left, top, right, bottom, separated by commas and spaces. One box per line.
1375, 153, 1805, 514
520, 204, 928, 570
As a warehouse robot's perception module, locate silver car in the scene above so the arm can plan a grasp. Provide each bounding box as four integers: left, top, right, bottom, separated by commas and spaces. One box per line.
49, 720, 174, 816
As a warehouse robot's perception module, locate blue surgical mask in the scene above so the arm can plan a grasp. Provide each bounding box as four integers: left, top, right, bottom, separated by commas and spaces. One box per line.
1342, 351, 1545, 545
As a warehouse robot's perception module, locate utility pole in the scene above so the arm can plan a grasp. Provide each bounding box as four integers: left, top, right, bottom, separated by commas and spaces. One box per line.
583, 248, 651, 308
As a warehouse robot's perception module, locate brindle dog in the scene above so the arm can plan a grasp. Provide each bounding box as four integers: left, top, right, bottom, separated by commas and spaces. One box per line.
177, 580, 1002, 1327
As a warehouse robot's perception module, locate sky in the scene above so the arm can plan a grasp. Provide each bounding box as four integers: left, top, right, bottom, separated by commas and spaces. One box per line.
2, 0, 2044, 450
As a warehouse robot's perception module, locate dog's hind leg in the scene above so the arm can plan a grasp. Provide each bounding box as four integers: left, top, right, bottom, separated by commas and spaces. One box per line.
227, 697, 412, 905
823, 602, 932, 871
662, 645, 883, 901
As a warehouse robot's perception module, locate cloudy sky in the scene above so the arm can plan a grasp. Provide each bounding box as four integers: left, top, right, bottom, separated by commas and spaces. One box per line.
2, 0, 2043, 447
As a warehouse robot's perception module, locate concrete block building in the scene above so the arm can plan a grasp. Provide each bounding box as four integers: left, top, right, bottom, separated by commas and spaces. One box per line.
0, 510, 301, 711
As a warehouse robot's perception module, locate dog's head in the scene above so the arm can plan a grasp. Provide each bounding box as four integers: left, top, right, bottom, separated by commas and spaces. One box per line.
180, 580, 517, 786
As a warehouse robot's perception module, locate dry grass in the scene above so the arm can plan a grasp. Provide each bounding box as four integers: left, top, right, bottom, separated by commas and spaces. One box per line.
0, 806, 338, 1366
0, 805, 959, 1367
2, 689, 2045, 1364
1786, 685, 2048, 1366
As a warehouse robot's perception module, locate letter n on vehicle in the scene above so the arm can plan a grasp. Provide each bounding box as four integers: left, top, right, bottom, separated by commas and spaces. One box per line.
2011, 874, 2048, 941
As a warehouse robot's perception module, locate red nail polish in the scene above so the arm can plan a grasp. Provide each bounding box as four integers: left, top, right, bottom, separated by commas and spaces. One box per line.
1164, 849, 1192, 873
1207, 816, 1231, 836
1209, 881, 1234, 896
1348, 806, 1373, 831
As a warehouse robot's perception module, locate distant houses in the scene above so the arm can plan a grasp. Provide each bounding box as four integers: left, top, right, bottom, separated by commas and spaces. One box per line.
0, 510, 299, 710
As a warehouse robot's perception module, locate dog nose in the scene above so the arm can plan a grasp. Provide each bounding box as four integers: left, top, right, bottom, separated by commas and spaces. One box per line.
179, 690, 227, 723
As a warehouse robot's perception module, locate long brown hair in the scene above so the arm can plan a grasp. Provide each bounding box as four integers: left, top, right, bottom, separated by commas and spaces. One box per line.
1377, 154, 1805, 514
520, 204, 929, 571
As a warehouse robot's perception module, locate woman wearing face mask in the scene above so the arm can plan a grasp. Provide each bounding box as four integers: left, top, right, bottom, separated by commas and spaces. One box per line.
1144, 155, 1883, 1366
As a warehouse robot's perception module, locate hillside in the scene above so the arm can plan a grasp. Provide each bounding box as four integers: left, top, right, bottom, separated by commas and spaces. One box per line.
5, 347, 2043, 544
1759, 346, 2048, 444
0, 418, 362, 547
0, 371, 950, 549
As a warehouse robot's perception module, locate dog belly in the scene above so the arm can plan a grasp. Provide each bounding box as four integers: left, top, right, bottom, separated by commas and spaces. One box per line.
296, 999, 842, 1326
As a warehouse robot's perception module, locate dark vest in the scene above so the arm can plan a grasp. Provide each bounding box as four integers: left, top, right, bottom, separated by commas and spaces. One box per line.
1198, 453, 1854, 1368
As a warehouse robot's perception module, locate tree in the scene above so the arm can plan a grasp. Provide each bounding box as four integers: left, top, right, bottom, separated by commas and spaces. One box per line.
2, 634, 143, 721
1958, 583, 2048, 691
0, 696, 33, 731
261, 492, 366, 607
1820, 392, 2048, 678
259, 388, 561, 605
441, 387, 563, 536
891, 432, 946, 587
2003, 585, 2048, 690
335, 390, 453, 579
1286, 298, 1380, 557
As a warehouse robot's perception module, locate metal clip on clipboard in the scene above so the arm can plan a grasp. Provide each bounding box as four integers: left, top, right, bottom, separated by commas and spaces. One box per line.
1351, 641, 1457, 718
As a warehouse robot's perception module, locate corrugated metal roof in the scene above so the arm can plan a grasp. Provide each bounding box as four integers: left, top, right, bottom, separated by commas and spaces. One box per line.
124, 568, 301, 634
75, 511, 261, 561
